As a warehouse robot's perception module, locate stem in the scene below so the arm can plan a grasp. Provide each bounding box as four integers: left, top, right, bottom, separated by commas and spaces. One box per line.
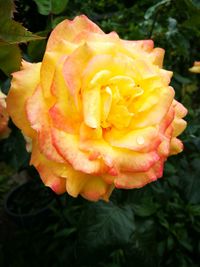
148, 11, 159, 39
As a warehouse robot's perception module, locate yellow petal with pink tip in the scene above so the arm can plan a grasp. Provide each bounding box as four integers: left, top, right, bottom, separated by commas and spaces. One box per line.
7, 61, 41, 137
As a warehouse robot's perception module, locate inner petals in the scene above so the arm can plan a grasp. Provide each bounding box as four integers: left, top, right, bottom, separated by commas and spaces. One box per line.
107, 104, 133, 129
101, 86, 112, 128
83, 87, 101, 128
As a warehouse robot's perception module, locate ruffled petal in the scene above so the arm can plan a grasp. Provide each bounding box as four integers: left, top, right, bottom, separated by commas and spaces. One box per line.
104, 126, 160, 152
26, 86, 65, 163
7, 61, 41, 137
46, 15, 103, 51
79, 139, 160, 173
51, 128, 107, 174
169, 137, 184, 155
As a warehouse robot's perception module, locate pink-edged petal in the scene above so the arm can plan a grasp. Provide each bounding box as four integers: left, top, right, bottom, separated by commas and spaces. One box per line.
7, 61, 41, 137
149, 48, 165, 67
172, 118, 187, 137
114, 158, 165, 189
51, 128, 107, 174
123, 40, 154, 52
30, 142, 67, 194
46, 15, 104, 51
63, 43, 93, 106
169, 137, 184, 155
79, 139, 160, 173
173, 100, 188, 118
104, 126, 160, 152
26, 86, 65, 163
49, 56, 81, 134
40, 42, 77, 101
81, 177, 113, 201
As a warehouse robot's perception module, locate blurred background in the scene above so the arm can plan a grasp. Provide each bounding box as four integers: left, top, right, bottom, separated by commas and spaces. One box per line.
0, 0, 200, 266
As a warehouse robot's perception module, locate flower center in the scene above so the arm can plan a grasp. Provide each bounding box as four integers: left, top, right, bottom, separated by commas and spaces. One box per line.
100, 75, 143, 129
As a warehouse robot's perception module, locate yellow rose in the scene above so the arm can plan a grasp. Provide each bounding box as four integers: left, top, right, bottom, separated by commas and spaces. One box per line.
0, 90, 10, 139
7, 15, 187, 201
189, 61, 200, 73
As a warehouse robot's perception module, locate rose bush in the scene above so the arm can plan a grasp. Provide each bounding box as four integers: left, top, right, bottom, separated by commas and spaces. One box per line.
189, 61, 200, 73
0, 90, 10, 139
7, 15, 187, 201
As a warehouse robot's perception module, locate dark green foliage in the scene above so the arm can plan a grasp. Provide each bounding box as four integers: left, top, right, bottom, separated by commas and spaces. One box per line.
0, 44, 21, 75
76, 201, 135, 264
0, 0, 200, 267
33, 0, 69, 15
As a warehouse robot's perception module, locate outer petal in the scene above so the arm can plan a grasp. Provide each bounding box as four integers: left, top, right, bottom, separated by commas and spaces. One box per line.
172, 118, 187, 137
169, 138, 184, 155
31, 142, 67, 194
114, 159, 164, 189
7, 61, 41, 137
149, 48, 165, 67
122, 40, 154, 53
41, 42, 77, 101
26, 86, 65, 163
79, 139, 160, 173
173, 100, 188, 118
0, 91, 10, 139
65, 169, 113, 201
51, 128, 107, 174
46, 15, 104, 51
81, 177, 113, 201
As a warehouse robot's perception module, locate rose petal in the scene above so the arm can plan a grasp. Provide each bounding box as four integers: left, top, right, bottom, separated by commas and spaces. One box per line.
51, 128, 107, 174
26, 86, 65, 163
169, 137, 184, 155
46, 15, 103, 51
79, 139, 160, 173
104, 126, 160, 152
7, 61, 41, 137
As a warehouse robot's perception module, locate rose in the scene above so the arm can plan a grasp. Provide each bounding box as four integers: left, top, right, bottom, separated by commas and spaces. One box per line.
0, 91, 10, 139
7, 15, 187, 201
189, 61, 200, 73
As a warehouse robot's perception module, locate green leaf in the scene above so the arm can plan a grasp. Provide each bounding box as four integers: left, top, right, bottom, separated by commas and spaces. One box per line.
0, 0, 43, 44
173, 72, 192, 84
1, 128, 29, 171
167, 235, 174, 250
27, 31, 47, 62
132, 197, 159, 217
187, 205, 200, 216
0, 20, 44, 44
0, 43, 21, 75
144, 0, 171, 20
183, 13, 200, 28
180, 158, 200, 204
184, 0, 200, 10
0, 0, 15, 20
124, 219, 157, 267
54, 228, 76, 238
77, 201, 135, 254
33, 0, 68, 15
